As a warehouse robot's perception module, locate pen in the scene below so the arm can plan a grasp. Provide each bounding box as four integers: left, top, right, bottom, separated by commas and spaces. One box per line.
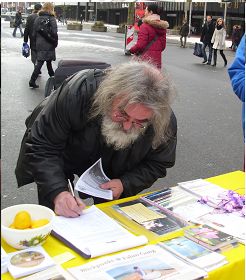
68, 179, 75, 197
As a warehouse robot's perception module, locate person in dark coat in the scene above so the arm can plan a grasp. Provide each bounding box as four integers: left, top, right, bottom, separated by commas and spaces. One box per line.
12, 9, 24, 37
15, 61, 177, 218
23, 3, 42, 67
129, 4, 169, 69
200, 15, 215, 65
179, 19, 189, 48
230, 25, 243, 51
29, 2, 58, 88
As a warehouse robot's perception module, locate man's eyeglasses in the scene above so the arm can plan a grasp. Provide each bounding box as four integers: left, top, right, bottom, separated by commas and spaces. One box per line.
113, 110, 149, 129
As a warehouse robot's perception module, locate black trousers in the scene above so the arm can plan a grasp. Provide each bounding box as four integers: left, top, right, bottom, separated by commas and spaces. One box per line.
213, 49, 227, 65
30, 60, 54, 82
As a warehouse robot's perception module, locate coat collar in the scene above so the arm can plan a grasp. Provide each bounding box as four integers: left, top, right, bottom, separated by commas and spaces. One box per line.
143, 18, 169, 29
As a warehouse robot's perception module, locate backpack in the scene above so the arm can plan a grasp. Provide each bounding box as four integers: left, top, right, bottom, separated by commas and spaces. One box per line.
38, 17, 58, 47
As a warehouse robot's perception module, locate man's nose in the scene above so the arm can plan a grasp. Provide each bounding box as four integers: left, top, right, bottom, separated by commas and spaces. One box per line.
122, 120, 134, 131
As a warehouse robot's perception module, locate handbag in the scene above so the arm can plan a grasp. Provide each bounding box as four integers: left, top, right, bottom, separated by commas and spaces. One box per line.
22, 42, 30, 58
193, 42, 203, 58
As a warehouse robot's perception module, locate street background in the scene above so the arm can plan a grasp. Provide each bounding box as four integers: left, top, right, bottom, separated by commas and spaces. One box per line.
1, 19, 243, 209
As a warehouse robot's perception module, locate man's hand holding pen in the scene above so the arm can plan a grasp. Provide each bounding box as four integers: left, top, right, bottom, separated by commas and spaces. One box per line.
54, 190, 86, 218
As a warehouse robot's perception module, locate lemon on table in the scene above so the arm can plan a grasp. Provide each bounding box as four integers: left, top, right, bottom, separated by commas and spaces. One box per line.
13, 211, 32, 229
9, 223, 15, 229
31, 219, 49, 229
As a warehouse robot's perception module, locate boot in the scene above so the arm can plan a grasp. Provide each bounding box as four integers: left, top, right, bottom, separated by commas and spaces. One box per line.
212, 51, 217, 66
221, 51, 227, 67
29, 80, 39, 88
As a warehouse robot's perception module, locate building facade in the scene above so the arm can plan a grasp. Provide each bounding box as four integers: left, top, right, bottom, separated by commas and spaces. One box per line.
1, 1, 244, 35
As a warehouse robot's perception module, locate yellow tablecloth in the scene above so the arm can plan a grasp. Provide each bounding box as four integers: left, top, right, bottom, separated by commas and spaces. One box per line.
2, 171, 245, 280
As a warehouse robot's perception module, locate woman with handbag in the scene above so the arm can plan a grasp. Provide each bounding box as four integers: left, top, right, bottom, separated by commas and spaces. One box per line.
211, 18, 227, 67
127, 4, 169, 69
29, 2, 58, 88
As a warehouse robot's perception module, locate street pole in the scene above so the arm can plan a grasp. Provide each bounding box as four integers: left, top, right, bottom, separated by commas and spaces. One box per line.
95, 2, 97, 21
224, 2, 227, 25
203, 2, 207, 24
188, 1, 192, 37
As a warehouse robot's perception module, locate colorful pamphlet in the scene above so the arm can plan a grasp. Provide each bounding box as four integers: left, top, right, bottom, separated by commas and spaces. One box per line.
7, 246, 55, 279
159, 236, 228, 271
112, 198, 188, 236
184, 224, 238, 251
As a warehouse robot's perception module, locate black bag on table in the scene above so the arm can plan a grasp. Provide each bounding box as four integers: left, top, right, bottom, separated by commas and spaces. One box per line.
193, 42, 203, 58
44, 60, 111, 97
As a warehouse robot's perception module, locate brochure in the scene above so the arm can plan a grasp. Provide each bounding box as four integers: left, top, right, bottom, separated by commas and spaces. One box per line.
184, 224, 237, 251
20, 265, 75, 280
112, 198, 188, 236
7, 246, 55, 279
52, 205, 148, 259
68, 245, 208, 280
75, 158, 113, 200
141, 186, 213, 223
195, 212, 245, 243
159, 236, 228, 271
177, 179, 226, 201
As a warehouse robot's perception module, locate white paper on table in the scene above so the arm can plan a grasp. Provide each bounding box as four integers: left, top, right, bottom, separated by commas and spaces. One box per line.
52, 206, 148, 258
178, 179, 227, 199
75, 158, 113, 200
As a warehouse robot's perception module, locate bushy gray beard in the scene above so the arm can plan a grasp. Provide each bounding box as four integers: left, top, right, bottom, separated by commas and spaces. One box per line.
101, 116, 145, 150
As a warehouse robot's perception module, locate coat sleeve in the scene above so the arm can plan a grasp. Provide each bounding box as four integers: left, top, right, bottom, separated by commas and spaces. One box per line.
25, 81, 90, 203
211, 30, 215, 44
130, 25, 150, 54
120, 113, 177, 197
24, 16, 31, 43
228, 37, 245, 102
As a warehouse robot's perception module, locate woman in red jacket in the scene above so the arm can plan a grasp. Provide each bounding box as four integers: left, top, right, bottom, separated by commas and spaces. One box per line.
129, 4, 169, 69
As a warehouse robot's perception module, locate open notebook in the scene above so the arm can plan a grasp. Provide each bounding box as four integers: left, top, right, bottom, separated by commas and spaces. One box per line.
51, 205, 148, 259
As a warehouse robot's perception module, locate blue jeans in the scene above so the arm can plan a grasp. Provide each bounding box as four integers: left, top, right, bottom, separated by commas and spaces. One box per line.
202, 42, 213, 63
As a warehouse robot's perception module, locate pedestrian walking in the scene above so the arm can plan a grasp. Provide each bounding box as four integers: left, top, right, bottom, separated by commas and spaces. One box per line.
29, 2, 58, 89
15, 61, 177, 216
23, 3, 42, 68
127, 4, 169, 69
179, 19, 189, 48
200, 15, 215, 65
12, 9, 24, 37
230, 25, 243, 51
211, 18, 227, 67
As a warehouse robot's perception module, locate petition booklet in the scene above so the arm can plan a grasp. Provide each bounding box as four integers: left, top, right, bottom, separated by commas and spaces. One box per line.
51, 205, 148, 259
68, 245, 208, 280
159, 236, 228, 271
75, 158, 113, 200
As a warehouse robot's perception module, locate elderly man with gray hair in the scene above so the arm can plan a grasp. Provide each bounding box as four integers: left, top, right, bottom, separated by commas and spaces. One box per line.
15, 61, 177, 218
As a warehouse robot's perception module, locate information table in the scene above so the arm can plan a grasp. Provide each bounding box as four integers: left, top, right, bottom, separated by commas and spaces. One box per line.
2, 170, 245, 280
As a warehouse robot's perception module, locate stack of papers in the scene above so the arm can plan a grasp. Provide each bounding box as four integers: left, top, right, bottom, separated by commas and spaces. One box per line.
184, 224, 238, 251
159, 236, 228, 271
52, 205, 148, 258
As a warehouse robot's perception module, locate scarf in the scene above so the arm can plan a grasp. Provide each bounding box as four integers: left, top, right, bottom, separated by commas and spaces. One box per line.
217, 25, 223, 30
